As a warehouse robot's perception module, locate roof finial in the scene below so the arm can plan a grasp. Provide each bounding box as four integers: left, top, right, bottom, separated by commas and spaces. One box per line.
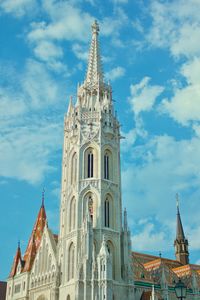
42, 188, 45, 207
92, 20, 99, 35
18, 239, 20, 249
176, 193, 179, 212
85, 20, 103, 84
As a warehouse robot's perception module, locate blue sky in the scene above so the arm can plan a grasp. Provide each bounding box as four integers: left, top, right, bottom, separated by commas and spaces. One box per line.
1, 0, 200, 281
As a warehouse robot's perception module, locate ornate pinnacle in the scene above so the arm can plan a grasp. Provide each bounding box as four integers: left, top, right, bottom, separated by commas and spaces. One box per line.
92, 20, 99, 35
85, 20, 103, 84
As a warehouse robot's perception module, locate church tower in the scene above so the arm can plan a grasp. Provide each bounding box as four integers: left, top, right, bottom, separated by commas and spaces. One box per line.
174, 196, 189, 265
58, 21, 134, 300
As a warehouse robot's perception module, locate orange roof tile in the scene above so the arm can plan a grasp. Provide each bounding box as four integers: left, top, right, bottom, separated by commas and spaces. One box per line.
23, 203, 46, 262
23, 234, 37, 272
9, 244, 22, 277
172, 264, 200, 277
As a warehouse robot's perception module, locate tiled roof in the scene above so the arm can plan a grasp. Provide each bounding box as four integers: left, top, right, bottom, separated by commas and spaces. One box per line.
173, 264, 200, 277
10, 203, 47, 277
23, 234, 37, 272
23, 204, 46, 262
9, 244, 22, 277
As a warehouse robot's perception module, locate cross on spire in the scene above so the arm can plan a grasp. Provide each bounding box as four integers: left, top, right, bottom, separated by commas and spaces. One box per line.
42, 188, 45, 207
85, 20, 103, 84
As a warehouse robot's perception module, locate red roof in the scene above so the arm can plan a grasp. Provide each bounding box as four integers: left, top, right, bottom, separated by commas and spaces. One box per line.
10, 203, 46, 277
23, 234, 37, 272
23, 204, 46, 262
9, 244, 22, 277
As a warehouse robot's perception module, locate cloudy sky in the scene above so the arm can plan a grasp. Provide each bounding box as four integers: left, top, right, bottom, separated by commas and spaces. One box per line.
1, 0, 200, 280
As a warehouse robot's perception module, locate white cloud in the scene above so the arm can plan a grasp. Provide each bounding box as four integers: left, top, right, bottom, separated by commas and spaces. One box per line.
72, 44, 88, 61
129, 77, 164, 116
100, 8, 128, 38
0, 122, 62, 184
28, 2, 93, 43
105, 66, 125, 81
34, 40, 63, 62
132, 220, 167, 252
0, 59, 66, 184
160, 58, 200, 125
147, 0, 200, 58
0, 0, 37, 17
122, 134, 200, 226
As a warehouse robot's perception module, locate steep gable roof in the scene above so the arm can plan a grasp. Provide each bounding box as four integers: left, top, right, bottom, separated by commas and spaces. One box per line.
9, 243, 22, 277
23, 202, 46, 262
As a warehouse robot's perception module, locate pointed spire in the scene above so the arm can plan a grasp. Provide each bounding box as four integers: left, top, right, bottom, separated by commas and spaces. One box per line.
42, 188, 45, 207
176, 194, 185, 240
9, 241, 22, 277
23, 197, 47, 262
174, 194, 189, 265
85, 20, 103, 84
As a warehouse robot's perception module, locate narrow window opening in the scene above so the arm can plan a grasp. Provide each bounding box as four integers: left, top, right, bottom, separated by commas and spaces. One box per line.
87, 152, 94, 178
104, 153, 109, 180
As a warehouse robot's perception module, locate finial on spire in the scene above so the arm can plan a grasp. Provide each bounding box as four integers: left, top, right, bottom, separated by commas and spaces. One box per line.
85, 20, 103, 84
92, 20, 99, 35
42, 188, 45, 207
18, 239, 20, 249
176, 193, 179, 212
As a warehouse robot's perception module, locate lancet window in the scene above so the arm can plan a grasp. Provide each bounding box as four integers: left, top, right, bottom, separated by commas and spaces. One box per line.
104, 197, 110, 228
69, 197, 76, 231
87, 151, 94, 178
71, 152, 77, 184
104, 153, 109, 180
104, 150, 112, 180
68, 243, 75, 280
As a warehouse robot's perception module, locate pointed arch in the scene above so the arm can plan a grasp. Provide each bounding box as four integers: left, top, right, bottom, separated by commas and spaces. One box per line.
104, 194, 113, 228
103, 147, 113, 181
71, 152, 77, 184
84, 146, 98, 178
68, 243, 75, 281
104, 149, 112, 180
69, 197, 76, 232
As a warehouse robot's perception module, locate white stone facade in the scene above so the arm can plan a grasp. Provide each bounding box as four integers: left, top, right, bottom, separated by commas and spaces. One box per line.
6, 21, 134, 300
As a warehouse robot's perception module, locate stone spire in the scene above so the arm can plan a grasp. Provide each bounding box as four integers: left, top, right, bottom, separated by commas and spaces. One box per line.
176, 195, 185, 240
174, 194, 189, 265
85, 20, 103, 85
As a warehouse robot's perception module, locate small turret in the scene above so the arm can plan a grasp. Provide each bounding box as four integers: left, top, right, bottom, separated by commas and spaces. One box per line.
174, 194, 189, 265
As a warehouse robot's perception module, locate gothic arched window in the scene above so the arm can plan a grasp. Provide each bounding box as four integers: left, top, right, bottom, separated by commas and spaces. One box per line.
71, 152, 77, 184
104, 152, 109, 180
87, 151, 94, 178
69, 197, 76, 231
104, 149, 112, 180
68, 243, 75, 280
104, 197, 110, 228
